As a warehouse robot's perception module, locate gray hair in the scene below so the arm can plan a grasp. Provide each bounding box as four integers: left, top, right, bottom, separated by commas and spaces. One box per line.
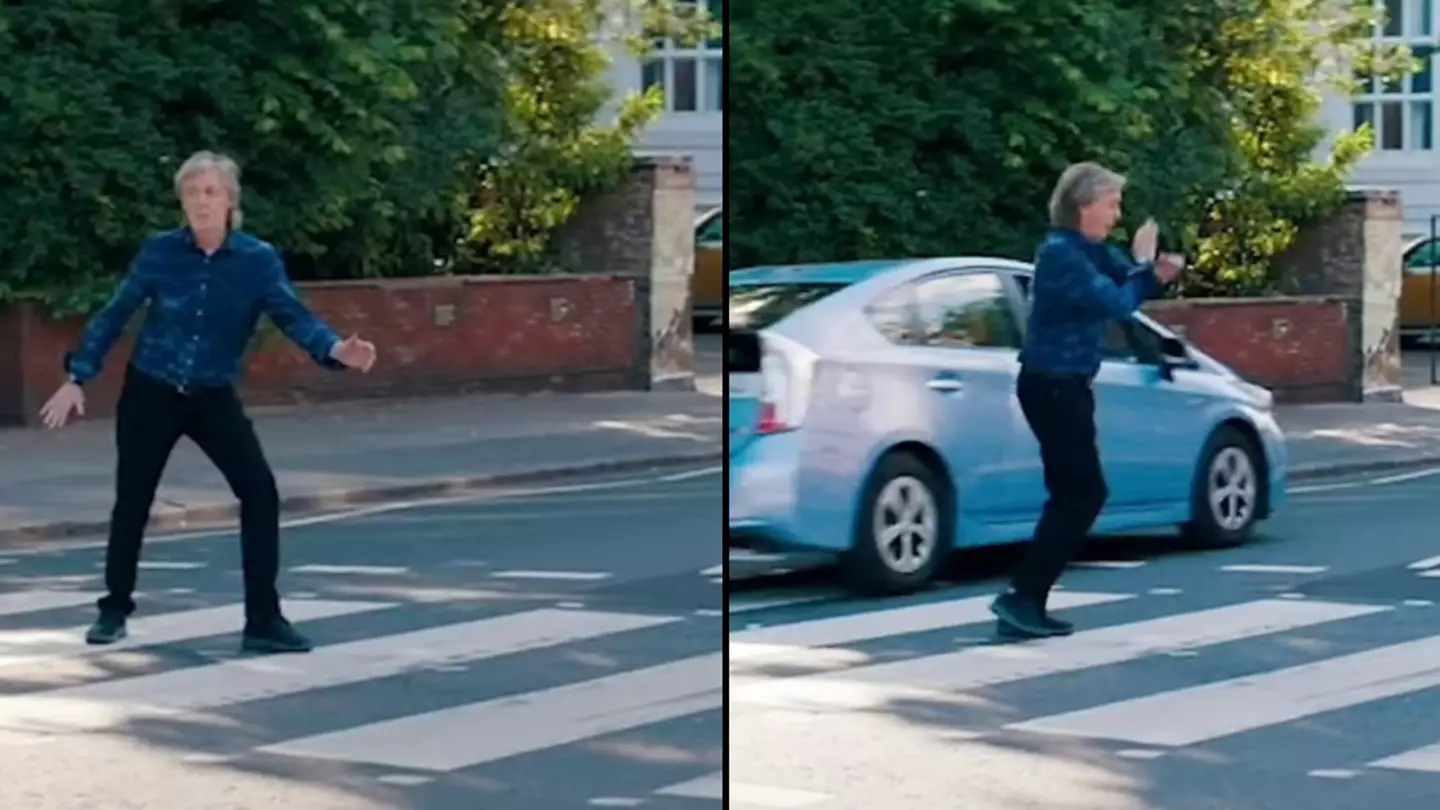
1048, 161, 1125, 229
173, 150, 243, 229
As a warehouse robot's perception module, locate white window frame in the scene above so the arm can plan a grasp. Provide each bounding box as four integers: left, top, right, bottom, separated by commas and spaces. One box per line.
641, 0, 723, 115
1354, 0, 1437, 152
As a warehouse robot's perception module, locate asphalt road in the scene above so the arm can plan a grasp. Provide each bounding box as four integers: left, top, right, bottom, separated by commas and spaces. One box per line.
0, 466, 720, 810
728, 467, 1440, 810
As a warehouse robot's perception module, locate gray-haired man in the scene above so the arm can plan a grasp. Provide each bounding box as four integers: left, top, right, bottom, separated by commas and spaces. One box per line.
39, 150, 378, 652
989, 161, 1185, 639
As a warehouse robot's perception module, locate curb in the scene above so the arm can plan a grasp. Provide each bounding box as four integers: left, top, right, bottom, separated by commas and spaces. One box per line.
0, 450, 719, 546
1288, 454, 1440, 482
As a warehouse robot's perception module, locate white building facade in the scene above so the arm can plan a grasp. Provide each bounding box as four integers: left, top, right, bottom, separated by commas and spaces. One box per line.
603, 0, 724, 212
1320, 0, 1440, 237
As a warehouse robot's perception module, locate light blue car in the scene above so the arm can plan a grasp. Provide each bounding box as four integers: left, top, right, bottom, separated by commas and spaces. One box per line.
727, 257, 1287, 595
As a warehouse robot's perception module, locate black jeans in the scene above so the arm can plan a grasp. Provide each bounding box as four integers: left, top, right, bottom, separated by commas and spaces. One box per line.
1008, 367, 1110, 606
98, 365, 282, 625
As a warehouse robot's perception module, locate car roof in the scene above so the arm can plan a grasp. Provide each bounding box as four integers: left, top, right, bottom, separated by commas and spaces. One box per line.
729, 257, 1033, 287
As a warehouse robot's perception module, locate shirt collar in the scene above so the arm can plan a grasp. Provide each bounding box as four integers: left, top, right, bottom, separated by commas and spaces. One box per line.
181, 226, 234, 255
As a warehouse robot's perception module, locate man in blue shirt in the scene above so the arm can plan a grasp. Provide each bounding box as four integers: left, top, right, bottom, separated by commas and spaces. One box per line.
38, 151, 378, 653
989, 161, 1184, 639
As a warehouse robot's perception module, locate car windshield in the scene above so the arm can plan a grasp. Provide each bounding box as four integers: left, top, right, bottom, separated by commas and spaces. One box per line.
728, 283, 847, 331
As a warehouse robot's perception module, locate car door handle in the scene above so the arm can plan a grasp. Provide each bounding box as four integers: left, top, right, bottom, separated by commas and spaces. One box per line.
926, 377, 964, 392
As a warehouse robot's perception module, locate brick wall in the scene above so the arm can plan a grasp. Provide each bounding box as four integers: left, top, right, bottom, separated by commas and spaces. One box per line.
0, 274, 640, 426
1145, 296, 1355, 403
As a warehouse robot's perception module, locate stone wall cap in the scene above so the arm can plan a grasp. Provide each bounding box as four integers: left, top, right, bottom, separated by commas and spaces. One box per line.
292, 273, 630, 291
1344, 186, 1402, 203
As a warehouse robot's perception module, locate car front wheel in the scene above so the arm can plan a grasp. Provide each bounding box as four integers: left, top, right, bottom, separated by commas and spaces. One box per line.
1182, 425, 1263, 548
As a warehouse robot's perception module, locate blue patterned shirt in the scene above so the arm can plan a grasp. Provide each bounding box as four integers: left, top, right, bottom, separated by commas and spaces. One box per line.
65, 227, 344, 389
1018, 228, 1160, 377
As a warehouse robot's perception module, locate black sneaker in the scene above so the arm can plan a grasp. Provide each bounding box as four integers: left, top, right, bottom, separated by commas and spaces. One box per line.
989, 591, 1062, 639
1039, 613, 1075, 636
241, 617, 313, 653
85, 614, 127, 645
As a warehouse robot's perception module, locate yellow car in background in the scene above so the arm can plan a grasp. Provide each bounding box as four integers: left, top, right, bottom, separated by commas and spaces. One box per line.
693, 207, 723, 329
1403, 236, 1440, 344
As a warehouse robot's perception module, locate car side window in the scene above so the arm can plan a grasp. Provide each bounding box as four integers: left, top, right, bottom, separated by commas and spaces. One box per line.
865, 283, 919, 344
911, 272, 1022, 350
696, 211, 723, 244
1104, 317, 1166, 363
1406, 238, 1440, 274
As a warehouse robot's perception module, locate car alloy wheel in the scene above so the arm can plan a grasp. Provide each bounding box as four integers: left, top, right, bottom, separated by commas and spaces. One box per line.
872, 475, 939, 575
1207, 445, 1256, 532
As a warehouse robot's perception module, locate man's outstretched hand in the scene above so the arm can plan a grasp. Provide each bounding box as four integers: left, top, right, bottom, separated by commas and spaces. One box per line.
1155, 252, 1186, 285
330, 335, 377, 372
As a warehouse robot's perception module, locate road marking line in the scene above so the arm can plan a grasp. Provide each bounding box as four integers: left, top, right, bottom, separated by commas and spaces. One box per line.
0, 600, 391, 668
730, 591, 1130, 669
1072, 560, 1146, 569
1368, 467, 1440, 485
1418, 570, 1440, 579
1370, 739, 1440, 773
1219, 564, 1328, 574
1011, 627, 1440, 746
1408, 553, 1440, 570
727, 594, 836, 614
256, 653, 721, 771
136, 561, 206, 570
0, 591, 105, 617
490, 570, 611, 581
1309, 769, 1360, 779
655, 771, 723, 799
700, 565, 723, 576
0, 608, 678, 734
290, 565, 408, 575
1289, 481, 1366, 494
732, 599, 1388, 712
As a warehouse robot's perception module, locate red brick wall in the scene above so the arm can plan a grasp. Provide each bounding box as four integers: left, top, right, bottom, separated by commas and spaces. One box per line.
0, 274, 640, 426
1145, 296, 1354, 403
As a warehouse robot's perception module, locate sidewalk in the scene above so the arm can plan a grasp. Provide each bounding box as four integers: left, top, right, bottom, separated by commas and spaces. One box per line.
0, 383, 721, 543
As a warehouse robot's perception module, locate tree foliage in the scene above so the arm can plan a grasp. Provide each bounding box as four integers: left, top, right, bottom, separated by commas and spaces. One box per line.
0, 0, 713, 314
729, 0, 1408, 296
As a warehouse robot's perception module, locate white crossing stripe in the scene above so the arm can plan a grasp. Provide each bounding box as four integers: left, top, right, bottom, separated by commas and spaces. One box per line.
257, 652, 722, 770
655, 772, 723, 799
731, 599, 1389, 711
490, 570, 612, 581
730, 590, 1132, 668
1370, 741, 1440, 773
0, 599, 391, 667
1219, 564, 1328, 574
290, 565, 408, 575
730, 782, 832, 808
0, 608, 677, 734
0, 591, 104, 616
1011, 629, 1440, 746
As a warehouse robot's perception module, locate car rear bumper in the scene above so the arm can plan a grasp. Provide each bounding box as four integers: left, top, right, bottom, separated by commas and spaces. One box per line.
728, 432, 810, 551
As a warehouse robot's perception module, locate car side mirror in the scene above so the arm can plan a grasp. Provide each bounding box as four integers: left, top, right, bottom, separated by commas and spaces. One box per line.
1159, 335, 1188, 361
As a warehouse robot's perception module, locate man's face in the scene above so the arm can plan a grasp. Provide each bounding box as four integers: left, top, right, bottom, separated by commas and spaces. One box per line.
1077, 187, 1122, 241
180, 169, 230, 233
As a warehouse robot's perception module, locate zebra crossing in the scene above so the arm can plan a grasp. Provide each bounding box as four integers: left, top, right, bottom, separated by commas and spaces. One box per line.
0, 585, 724, 807
728, 583, 1440, 799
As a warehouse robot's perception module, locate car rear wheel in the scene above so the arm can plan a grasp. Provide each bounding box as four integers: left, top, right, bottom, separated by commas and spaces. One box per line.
843, 451, 953, 595
1182, 425, 1262, 548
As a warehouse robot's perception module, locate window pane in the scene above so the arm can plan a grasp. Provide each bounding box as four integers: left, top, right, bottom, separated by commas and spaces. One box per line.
1420, 0, 1434, 34
866, 285, 918, 345
1413, 100, 1434, 149
1415, 48, 1434, 93
1355, 101, 1375, 132
1386, 0, 1404, 35
913, 273, 1021, 350
706, 0, 723, 47
1383, 101, 1405, 149
704, 56, 723, 111
671, 57, 697, 111
641, 58, 663, 93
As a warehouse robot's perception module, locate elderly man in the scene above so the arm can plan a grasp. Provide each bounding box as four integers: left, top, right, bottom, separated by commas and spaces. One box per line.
38, 150, 377, 653
989, 161, 1184, 639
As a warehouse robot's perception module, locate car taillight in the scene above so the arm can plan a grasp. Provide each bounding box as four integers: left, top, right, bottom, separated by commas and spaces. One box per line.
754, 333, 816, 435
